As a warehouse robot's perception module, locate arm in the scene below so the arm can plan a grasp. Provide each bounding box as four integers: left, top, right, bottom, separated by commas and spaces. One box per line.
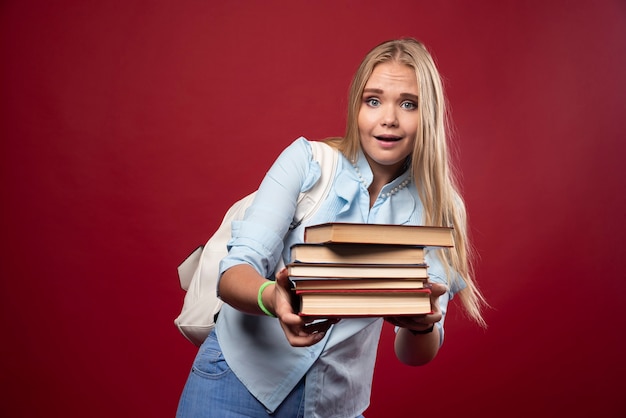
219, 265, 336, 347
218, 264, 269, 315
386, 282, 448, 366
217, 139, 336, 346
395, 326, 441, 366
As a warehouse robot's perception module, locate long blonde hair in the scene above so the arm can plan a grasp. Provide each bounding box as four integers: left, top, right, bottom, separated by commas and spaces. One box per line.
327, 38, 487, 326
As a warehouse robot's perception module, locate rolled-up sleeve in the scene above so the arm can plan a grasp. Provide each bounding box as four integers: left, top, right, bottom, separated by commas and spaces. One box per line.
219, 137, 320, 279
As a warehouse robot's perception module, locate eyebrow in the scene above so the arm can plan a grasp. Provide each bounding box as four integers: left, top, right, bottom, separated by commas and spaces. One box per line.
363, 88, 419, 102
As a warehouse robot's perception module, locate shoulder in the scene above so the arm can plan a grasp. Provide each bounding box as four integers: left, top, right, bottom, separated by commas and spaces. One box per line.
260, 137, 322, 193
278, 136, 314, 159
279, 136, 340, 162
264, 137, 315, 176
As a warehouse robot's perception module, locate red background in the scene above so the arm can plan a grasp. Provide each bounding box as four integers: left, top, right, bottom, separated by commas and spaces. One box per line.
2, 1, 625, 417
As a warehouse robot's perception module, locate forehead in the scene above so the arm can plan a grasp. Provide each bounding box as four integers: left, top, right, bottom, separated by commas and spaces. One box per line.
365, 61, 418, 91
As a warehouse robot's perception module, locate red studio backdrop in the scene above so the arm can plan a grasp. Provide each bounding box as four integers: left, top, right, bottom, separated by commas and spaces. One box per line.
1, 1, 625, 417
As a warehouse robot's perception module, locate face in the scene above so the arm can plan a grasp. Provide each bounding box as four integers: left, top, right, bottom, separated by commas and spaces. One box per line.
357, 61, 419, 179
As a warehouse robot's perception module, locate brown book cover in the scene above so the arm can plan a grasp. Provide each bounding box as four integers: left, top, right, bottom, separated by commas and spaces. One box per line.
291, 277, 426, 291
287, 262, 428, 279
304, 222, 453, 247
295, 288, 432, 317
290, 243, 425, 265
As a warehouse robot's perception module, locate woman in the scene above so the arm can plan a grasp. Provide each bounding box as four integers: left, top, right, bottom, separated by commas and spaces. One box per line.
177, 38, 486, 418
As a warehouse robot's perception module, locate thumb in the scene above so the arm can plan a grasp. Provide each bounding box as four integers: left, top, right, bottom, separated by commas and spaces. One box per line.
428, 282, 448, 298
275, 268, 292, 290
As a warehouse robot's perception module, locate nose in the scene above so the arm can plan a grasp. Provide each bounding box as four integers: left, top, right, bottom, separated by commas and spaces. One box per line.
381, 104, 398, 127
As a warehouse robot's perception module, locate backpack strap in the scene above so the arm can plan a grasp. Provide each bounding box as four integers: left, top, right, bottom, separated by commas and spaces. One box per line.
291, 140, 338, 229
175, 140, 339, 346
179, 140, 338, 291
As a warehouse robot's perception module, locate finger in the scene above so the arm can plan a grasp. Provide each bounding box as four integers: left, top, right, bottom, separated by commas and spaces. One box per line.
273, 272, 298, 318
387, 315, 437, 331
282, 323, 329, 347
303, 318, 339, 334
278, 308, 306, 327
281, 314, 338, 334
287, 332, 327, 347
428, 282, 448, 298
281, 317, 338, 347
386, 316, 419, 329
275, 268, 291, 286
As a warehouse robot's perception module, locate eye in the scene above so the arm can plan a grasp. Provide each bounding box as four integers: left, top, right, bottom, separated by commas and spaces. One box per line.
401, 101, 417, 110
365, 97, 380, 107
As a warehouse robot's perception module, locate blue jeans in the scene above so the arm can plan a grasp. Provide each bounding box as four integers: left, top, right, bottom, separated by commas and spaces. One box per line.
176, 331, 305, 418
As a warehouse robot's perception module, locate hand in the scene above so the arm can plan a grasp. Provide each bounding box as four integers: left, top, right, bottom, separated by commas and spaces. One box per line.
385, 282, 448, 333
272, 268, 339, 347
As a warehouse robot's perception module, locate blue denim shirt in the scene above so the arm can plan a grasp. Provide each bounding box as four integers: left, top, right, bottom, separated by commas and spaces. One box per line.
217, 137, 460, 417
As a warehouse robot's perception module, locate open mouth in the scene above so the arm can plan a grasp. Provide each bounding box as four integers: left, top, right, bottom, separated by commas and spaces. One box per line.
375, 135, 402, 142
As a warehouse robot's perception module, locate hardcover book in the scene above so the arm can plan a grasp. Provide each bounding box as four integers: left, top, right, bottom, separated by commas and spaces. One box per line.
287, 262, 428, 279
290, 243, 425, 265
304, 222, 453, 247
290, 278, 426, 291
295, 288, 432, 317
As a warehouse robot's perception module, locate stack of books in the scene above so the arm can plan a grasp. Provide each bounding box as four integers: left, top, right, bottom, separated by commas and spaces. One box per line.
287, 222, 454, 317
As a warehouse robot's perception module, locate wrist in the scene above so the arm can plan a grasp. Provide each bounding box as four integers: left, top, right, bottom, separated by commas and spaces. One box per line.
257, 281, 276, 317
407, 324, 434, 335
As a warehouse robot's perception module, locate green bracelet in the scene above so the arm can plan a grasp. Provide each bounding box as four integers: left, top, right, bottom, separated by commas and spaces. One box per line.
257, 281, 276, 318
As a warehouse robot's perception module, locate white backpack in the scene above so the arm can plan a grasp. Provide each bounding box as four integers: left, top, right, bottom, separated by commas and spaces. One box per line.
174, 141, 338, 346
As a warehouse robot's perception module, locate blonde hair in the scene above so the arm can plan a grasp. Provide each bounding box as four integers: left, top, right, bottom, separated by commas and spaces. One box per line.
327, 38, 487, 326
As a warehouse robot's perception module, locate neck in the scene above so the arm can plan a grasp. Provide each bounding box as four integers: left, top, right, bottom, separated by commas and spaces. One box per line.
365, 155, 409, 185
362, 157, 411, 208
